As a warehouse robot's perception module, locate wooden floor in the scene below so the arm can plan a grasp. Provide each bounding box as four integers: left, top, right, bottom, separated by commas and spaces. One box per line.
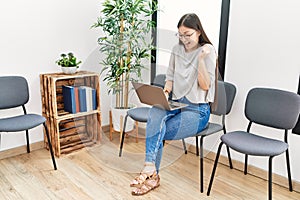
1, 131, 300, 200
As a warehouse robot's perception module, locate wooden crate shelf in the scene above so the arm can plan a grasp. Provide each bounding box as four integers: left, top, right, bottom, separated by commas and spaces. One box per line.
40, 71, 102, 157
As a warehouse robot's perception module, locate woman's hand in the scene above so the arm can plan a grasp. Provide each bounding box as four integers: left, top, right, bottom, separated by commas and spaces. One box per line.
164, 80, 173, 99
163, 89, 169, 99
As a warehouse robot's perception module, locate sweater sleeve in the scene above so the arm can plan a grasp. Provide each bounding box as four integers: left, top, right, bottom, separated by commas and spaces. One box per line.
166, 46, 176, 81
204, 44, 217, 102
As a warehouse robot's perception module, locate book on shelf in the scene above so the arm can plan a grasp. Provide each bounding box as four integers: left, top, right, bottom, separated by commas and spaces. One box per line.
74, 87, 80, 113
79, 86, 96, 112
62, 85, 76, 114
78, 87, 87, 112
92, 89, 97, 110
62, 85, 97, 114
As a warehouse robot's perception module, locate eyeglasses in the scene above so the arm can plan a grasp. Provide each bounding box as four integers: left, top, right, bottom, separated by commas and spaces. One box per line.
175, 31, 196, 40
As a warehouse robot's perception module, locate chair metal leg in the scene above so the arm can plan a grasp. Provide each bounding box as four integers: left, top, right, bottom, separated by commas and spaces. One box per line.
43, 123, 57, 170
223, 127, 233, 169
244, 154, 248, 175
182, 139, 187, 154
199, 136, 205, 193
285, 149, 293, 191
119, 114, 128, 157
226, 146, 233, 169
207, 142, 224, 196
26, 130, 30, 153
268, 156, 273, 200
195, 136, 199, 156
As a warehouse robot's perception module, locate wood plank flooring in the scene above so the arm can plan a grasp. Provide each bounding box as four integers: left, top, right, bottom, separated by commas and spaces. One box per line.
0, 131, 300, 200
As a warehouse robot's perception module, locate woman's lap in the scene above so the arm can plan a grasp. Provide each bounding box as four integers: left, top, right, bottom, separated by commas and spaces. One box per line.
163, 105, 210, 140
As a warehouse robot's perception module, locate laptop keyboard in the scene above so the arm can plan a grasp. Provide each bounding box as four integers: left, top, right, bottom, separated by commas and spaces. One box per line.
170, 104, 179, 108
169, 101, 180, 108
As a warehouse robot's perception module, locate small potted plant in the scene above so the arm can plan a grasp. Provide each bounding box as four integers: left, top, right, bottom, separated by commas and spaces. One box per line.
56, 52, 82, 74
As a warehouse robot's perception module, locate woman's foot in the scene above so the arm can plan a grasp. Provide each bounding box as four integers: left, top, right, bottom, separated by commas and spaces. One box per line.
131, 174, 160, 196
130, 162, 156, 187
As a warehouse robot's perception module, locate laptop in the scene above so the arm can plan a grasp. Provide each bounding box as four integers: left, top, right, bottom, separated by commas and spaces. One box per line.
132, 82, 188, 111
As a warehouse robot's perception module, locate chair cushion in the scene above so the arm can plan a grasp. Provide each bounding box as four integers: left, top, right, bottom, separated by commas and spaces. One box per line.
196, 122, 223, 137
0, 114, 46, 132
127, 107, 150, 122
221, 131, 288, 156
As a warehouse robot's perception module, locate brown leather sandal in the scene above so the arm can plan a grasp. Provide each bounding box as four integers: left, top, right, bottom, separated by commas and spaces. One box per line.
130, 170, 157, 187
130, 163, 156, 187
131, 174, 160, 196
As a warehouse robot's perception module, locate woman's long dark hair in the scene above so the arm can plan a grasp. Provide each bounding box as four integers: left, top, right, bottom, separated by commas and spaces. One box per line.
177, 13, 212, 46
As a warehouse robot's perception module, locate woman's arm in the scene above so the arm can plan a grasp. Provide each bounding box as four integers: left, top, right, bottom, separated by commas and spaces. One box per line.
165, 46, 176, 98
197, 45, 211, 91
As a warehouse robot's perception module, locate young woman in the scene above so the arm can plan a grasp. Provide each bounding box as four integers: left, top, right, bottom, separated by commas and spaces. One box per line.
131, 13, 217, 195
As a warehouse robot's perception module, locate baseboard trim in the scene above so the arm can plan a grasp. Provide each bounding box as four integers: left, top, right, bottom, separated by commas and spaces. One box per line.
102, 124, 110, 133
0, 125, 113, 160
0, 141, 44, 160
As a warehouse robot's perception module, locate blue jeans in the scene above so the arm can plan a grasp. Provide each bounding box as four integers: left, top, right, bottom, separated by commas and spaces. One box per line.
145, 97, 210, 173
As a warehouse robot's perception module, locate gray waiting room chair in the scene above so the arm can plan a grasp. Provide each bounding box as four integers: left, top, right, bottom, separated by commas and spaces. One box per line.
194, 80, 236, 193
119, 74, 187, 156
0, 76, 57, 170
207, 87, 300, 200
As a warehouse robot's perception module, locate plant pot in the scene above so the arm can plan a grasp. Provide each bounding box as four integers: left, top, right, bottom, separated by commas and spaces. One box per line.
111, 105, 136, 132
61, 66, 78, 74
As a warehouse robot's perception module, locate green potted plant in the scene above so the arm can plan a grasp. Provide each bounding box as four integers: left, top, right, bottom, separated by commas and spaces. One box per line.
56, 52, 82, 74
92, 0, 158, 132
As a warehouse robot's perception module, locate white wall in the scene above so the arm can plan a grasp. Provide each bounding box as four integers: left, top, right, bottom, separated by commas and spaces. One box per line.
0, 0, 107, 150
224, 0, 300, 180
0, 0, 151, 151
156, 0, 221, 75
156, 0, 300, 182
